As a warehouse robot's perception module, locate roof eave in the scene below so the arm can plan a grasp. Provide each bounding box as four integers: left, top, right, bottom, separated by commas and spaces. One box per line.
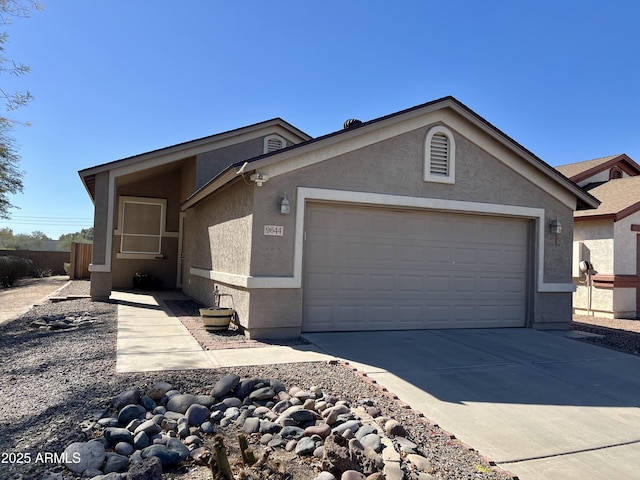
78, 118, 312, 179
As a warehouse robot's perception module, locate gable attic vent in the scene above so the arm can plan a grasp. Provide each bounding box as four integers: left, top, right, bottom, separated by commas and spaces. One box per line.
610, 167, 623, 180
343, 118, 363, 129
264, 135, 285, 153
267, 138, 284, 152
429, 132, 449, 175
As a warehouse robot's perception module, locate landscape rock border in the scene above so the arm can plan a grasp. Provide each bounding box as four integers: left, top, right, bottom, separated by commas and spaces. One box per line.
338, 361, 520, 480
61, 368, 517, 480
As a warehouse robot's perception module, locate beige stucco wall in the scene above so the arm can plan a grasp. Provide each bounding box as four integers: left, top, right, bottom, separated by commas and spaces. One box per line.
613, 214, 640, 317
573, 221, 613, 316
183, 119, 577, 337
182, 179, 254, 326
195, 135, 295, 189
573, 215, 640, 318
90, 171, 113, 301
614, 214, 640, 274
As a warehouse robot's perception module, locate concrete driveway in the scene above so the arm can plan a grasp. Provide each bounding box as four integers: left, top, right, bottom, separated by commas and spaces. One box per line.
304, 328, 640, 480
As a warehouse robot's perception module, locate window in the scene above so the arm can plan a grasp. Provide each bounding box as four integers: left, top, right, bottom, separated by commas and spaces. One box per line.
119, 197, 166, 255
424, 125, 456, 184
264, 134, 285, 153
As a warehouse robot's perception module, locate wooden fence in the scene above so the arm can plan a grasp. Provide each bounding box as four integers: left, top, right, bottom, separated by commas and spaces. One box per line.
0, 249, 70, 276
70, 242, 93, 279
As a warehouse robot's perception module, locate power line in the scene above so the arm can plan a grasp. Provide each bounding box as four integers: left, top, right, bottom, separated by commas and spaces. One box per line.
6, 215, 93, 220
2, 216, 93, 227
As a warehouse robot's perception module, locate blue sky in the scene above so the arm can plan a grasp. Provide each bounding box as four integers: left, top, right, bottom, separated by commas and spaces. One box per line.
2, 0, 640, 238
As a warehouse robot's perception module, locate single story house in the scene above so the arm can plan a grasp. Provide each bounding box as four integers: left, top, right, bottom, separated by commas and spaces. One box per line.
79, 96, 598, 339
556, 154, 640, 318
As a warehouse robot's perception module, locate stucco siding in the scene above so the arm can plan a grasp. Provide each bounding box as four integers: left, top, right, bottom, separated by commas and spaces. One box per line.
182, 179, 254, 326
614, 213, 640, 275
195, 135, 296, 189
180, 158, 197, 202
90, 171, 112, 300
613, 288, 636, 318
574, 219, 613, 242
571, 218, 638, 317
574, 281, 614, 317
92, 171, 111, 266
240, 122, 576, 335
247, 289, 303, 338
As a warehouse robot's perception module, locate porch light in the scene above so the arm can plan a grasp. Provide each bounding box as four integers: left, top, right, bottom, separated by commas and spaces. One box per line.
550, 218, 562, 245
279, 194, 290, 215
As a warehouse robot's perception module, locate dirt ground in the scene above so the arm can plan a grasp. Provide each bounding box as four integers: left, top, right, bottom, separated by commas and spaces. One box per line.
0, 275, 70, 324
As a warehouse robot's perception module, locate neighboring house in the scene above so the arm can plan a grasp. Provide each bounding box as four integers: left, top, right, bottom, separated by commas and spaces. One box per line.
79, 96, 598, 339
557, 154, 640, 318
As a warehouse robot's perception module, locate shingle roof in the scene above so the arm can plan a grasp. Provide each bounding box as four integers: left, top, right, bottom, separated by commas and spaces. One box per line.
556, 155, 622, 179
575, 176, 640, 220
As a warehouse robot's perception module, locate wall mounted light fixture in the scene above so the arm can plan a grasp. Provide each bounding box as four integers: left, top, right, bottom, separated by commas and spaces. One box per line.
279, 194, 290, 214
550, 218, 562, 245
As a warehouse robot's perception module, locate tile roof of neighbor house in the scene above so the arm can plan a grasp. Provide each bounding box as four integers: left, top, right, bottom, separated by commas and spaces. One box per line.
574, 175, 640, 220
555, 155, 622, 178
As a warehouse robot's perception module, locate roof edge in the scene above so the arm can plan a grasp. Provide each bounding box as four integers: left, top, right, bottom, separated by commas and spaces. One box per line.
78, 117, 312, 178
184, 96, 599, 211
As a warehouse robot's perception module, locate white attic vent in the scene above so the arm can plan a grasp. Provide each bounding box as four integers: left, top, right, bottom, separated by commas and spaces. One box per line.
424, 125, 455, 184
264, 135, 285, 153
429, 133, 449, 176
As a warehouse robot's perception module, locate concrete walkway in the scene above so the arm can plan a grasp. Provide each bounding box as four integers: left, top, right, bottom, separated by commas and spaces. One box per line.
112, 290, 334, 372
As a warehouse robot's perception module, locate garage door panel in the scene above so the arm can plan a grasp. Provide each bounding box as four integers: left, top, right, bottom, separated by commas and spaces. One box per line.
397, 244, 425, 263
454, 248, 478, 264
399, 275, 424, 292
398, 215, 427, 235
305, 305, 334, 329
503, 248, 528, 266
370, 274, 395, 292
428, 246, 453, 263
334, 305, 363, 325
303, 204, 529, 331
397, 305, 423, 322
453, 276, 476, 292
306, 272, 334, 291
502, 277, 526, 293
479, 248, 502, 265
339, 273, 366, 291
425, 275, 451, 292
370, 243, 396, 263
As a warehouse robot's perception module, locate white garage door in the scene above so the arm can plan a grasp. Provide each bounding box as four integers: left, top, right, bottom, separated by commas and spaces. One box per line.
302, 204, 530, 331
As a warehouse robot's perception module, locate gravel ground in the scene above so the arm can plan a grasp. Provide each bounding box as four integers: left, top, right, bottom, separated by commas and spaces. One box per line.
0, 281, 513, 480
572, 314, 640, 355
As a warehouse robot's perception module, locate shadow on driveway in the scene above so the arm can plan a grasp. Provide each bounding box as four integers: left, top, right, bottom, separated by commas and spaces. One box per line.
305, 328, 640, 407
305, 328, 640, 480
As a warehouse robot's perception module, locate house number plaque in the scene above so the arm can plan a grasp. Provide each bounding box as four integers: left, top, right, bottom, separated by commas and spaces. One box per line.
264, 225, 284, 236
